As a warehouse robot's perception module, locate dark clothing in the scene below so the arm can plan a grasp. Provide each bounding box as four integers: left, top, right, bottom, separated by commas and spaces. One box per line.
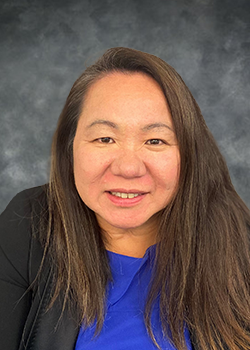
0, 186, 78, 350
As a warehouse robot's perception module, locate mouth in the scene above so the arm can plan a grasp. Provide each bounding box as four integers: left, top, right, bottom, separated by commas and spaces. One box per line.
109, 191, 143, 199
106, 190, 147, 207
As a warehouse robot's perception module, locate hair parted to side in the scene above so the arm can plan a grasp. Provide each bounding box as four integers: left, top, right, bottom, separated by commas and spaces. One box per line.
41, 47, 250, 349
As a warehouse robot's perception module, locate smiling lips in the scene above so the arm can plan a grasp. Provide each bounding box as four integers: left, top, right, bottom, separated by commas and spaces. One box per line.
108, 190, 147, 199
106, 189, 148, 207
110, 191, 141, 199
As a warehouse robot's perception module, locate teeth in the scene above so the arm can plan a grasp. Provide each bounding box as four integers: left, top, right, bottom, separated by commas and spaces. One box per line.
110, 192, 140, 199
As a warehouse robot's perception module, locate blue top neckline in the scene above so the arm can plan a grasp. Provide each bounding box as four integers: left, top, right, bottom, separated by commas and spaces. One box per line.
106, 243, 157, 259
75, 242, 193, 350
106, 244, 157, 307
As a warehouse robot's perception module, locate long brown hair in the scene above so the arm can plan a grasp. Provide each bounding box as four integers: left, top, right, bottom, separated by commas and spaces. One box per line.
42, 47, 250, 349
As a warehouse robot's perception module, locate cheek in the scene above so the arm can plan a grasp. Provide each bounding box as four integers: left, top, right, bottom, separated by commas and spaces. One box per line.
74, 148, 93, 189
73, 147, 112, 186
154, 160, 180, 209
153, 166, 180, 205
152, 152, 180, 186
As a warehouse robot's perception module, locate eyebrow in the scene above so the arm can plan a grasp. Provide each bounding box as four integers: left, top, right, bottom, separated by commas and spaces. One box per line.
86, 119, 173, 132
87, 120, 118, 129
141, 122, 173, 132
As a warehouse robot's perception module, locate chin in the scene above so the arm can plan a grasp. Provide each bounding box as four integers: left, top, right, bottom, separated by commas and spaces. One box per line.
101, 213, 158, 232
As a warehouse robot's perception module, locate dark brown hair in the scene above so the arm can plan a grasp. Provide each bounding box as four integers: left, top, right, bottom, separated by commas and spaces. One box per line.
43, 47, 250, 349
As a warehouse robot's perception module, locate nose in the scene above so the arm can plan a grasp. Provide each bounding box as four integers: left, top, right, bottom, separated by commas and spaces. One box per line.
110, 149, 147, 179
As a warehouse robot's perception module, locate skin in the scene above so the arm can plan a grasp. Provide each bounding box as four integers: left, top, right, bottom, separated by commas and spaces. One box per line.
73, 72, 180, 257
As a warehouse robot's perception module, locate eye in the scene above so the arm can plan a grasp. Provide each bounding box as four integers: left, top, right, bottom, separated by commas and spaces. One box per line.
146, 139, 165, 145
96, 137, 114, 144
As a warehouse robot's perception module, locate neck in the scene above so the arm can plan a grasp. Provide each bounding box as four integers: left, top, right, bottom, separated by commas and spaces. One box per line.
97, 215, 159, 258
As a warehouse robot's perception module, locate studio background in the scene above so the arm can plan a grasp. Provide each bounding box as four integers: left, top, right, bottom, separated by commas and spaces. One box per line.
0, 0, 249, 214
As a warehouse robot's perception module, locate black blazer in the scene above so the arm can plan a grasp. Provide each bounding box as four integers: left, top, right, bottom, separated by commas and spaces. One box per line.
0, 186, 198, 350
0, 186, 79, 350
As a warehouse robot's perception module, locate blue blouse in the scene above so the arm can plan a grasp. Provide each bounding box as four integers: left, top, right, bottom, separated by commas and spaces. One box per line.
75, 245, 193, 350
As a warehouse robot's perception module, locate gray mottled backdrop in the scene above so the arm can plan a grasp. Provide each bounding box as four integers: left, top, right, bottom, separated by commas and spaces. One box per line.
0, 0, 249, 213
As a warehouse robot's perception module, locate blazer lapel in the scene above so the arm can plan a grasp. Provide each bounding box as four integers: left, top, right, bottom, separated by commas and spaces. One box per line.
19, 265, 79, 350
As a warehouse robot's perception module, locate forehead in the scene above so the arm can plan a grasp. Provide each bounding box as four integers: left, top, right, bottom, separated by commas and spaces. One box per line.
79, 72, 172, 128
85, 72, 167, 106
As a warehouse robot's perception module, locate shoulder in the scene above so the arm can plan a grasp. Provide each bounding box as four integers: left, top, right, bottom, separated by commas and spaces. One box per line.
0, 185, 48, 287
1, 185, 48, 214
0, 185, 48, 239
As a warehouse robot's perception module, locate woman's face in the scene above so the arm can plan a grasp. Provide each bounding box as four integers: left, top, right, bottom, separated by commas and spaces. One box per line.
73, 72, 180, 233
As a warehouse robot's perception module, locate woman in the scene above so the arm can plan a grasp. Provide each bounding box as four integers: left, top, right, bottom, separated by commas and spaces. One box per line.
0, 47, 250, 350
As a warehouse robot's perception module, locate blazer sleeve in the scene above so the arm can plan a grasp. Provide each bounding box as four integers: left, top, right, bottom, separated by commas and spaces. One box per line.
0, 187, 44, 350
